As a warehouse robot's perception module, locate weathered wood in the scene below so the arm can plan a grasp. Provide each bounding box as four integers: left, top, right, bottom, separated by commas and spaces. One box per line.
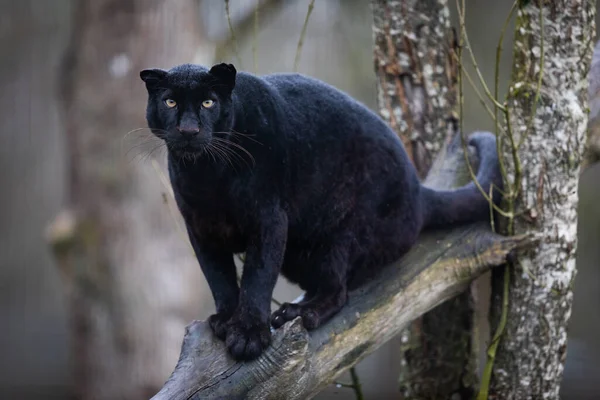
152, 226, 529, 400
151, 133, 531, 400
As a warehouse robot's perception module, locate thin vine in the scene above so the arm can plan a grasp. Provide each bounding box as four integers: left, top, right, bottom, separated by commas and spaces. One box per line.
293, 0, 316, 72
494, 1, 518, 189
465, 1, 544, 398
224, 0, 244, 68
454, 0, 510, 217
334, 367, 365, 400
452, 0, 546, 397
253, 2, 259, 72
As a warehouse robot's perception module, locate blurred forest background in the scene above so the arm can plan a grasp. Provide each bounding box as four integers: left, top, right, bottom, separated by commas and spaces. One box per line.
0, 0, 599, 399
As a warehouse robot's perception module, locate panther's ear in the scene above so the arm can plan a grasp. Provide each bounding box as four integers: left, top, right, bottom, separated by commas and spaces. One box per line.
209, 63, 236, 93
140, 68, 167, 90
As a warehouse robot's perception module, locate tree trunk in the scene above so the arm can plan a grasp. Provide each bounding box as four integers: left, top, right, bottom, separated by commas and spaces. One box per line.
371, 1, 479, 398
371, 0, 458, 177
488, 1, 595, 399
48, 1, 209, 399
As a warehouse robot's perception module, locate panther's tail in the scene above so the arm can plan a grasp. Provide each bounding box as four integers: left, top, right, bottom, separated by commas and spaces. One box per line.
420, 131, 503, 229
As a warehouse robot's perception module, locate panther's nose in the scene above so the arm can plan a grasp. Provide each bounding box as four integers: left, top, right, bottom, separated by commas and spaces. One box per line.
177, 125, 200, 139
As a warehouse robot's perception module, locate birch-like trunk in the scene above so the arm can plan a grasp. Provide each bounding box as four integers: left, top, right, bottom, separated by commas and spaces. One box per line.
371, 0, 479, 397
489, 1, 595, 398
48, 1, 210, 399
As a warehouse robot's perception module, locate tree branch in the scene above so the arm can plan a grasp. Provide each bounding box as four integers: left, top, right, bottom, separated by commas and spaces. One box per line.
152, 229, 529, 400
151, 135, 533, 400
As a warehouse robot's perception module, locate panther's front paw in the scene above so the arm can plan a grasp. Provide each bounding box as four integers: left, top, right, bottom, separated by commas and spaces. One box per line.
271, 302, 320, 330
224, 314, 271, 361
208, 312, 232, 340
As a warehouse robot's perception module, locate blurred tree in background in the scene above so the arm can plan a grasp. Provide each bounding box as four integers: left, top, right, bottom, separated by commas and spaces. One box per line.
51, 1, 209, 398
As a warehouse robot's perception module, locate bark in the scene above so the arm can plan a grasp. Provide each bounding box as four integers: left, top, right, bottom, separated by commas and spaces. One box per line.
371, 0, 458, 177
372, 1, 478, 397
47, 1, 208, 399
150, 134, 532, 399
489, 1, 595, 399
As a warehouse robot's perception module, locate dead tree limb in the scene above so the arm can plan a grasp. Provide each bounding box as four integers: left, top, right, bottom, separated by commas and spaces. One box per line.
151, 135, 533, 400
153, 228, 529, 400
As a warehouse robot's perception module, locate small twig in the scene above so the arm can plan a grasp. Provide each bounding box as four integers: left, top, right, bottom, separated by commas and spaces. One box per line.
293, 0, 316, 72
253, 2, 259, 72
215, 0, 285, 64
271, 297, 282, 307
456, 54, 507, 132
335, 382, 357, 389
457, 2, 464, 143
494, 1, 518, 190
456, 0, 506, 112
449, 10, 509, 139
349, 367, 365, 400
224, 0, 243, 68
477, 262, 511, 400
455, 0, 510, 217
333, 367, 364, 400
489, 185, 496, 233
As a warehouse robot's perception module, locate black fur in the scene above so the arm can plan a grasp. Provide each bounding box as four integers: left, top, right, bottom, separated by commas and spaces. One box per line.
140, 63, 502, 361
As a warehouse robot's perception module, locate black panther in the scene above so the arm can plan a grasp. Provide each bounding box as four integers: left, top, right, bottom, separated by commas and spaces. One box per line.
140, 63, 502, 361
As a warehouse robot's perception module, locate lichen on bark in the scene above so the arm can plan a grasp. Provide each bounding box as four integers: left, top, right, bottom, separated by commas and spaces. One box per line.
371, 0, 457, 177
489, 1, 595, 399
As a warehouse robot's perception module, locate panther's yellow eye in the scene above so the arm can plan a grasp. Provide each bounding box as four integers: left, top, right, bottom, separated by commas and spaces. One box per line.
202, 99, 215, 108
165, 99, 177, 108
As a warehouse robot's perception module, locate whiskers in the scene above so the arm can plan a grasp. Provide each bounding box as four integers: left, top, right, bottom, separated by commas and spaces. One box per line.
120, 127, 259, 171
218, 129, 263, 146
121, 127, 167, 164
208, 137, 256, 170
207, 129, 261, 170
